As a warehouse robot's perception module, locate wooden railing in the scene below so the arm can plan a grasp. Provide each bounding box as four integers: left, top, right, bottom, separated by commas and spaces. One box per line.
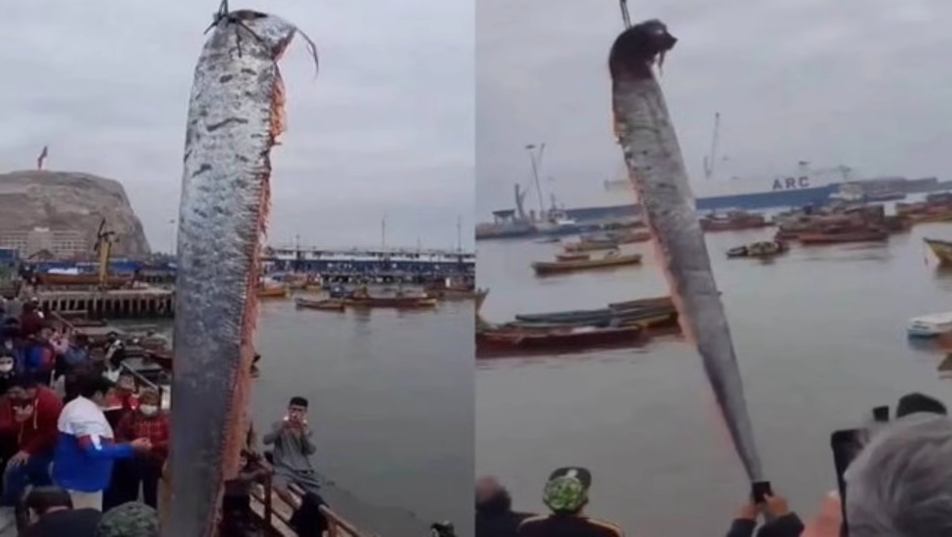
249, 459, 369, 537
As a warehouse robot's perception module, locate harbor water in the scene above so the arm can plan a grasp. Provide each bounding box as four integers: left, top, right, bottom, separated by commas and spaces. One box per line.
252, 298, 474, 536
476, 222, 952, 536
142, 298, 473, 536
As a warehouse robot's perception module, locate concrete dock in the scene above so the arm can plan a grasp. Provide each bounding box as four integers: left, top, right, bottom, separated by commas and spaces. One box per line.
36, 288, 174, 319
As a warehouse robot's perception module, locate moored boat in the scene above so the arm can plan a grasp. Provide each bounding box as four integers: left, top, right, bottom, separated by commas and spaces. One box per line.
798, 228, 888, 244
476, 324, 646, 358
925, 237, 952, 266
699, 211, 772, 232
344, 289, 437, 309
295, 297, 346, 311
531, 251, 642, 276
726, 240, 788, 259
908, 312, 952, 338
555, 252, 590, 262
258, 284, 290, 298
562, 239, 619, 252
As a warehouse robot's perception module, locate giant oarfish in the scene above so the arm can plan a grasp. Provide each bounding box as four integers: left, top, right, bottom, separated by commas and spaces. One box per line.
608, 20, 764, 482
167, 7, 318, 535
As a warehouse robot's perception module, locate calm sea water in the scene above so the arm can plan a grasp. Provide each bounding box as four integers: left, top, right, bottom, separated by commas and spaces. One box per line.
476, 222, 952, 536
141, 298, 473, 537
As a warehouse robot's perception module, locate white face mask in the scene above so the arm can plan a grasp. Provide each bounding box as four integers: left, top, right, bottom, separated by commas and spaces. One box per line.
139, 405, 158, 416
0, 364, 13, 373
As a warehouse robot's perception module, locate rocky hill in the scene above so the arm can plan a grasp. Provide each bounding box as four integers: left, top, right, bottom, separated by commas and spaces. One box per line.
0, 170, 150, 256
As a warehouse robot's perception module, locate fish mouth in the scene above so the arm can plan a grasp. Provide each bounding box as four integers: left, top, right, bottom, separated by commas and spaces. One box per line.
609, 19, 677, 80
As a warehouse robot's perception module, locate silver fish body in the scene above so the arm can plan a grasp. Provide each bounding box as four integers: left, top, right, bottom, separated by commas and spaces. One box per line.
168, 11, 303, 536
609, 20, 764, 482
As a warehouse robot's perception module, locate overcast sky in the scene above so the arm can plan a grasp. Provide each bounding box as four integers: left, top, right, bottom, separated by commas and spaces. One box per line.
0, 1, 474, 252
477, 0, 952, 219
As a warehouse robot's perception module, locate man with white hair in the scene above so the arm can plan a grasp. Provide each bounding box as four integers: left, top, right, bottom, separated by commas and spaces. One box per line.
844, 413, 952, 536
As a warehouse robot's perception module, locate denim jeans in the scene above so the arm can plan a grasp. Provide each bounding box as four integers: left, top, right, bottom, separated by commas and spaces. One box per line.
1, 453, 52, 506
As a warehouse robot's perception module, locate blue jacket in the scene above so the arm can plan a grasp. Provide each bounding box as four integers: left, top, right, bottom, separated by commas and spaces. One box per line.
52, 396, 134, 492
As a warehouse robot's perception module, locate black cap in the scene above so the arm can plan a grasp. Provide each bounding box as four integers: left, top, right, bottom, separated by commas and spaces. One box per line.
897, 392, 947, 418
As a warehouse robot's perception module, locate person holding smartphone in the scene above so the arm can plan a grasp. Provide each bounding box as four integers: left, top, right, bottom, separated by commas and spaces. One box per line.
726, 491, 804, 537
262, 396, 320, 507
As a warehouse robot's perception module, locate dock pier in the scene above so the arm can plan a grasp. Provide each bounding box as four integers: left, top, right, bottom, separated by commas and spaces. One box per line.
36, 288, 175, 319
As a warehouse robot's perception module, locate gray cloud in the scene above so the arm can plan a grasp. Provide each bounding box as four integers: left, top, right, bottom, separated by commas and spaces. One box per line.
1, 0, 474, 251
477, 0, 952, 217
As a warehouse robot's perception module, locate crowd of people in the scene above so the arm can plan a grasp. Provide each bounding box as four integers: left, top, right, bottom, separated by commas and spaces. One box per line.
0, 296, 336, 536
476, 392, 952, 537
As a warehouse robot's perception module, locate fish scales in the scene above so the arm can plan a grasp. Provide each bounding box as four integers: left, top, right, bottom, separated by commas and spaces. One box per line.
608, 20, 764, 482
168, 11, 301, 536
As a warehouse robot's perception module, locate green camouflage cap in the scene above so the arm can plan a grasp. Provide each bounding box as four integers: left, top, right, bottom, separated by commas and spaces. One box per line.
542, 467, 591, 512
96, 502, 159, 537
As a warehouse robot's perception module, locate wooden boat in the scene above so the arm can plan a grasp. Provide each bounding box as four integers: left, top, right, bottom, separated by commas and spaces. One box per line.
258, 285, 289, 298
531, 251, 641, 276
515, 296, 673, 324
726, 240, 788, 259
925, 238, 952, 266
345, 295, 437, 309
562, 239, 619, 252
699, 211, 772, 232
295, 297, 345, 311
36, 272, 132, 288
555, 252, 590, 262
476, 324, 646, 358
606, 230, 652, 244
798, 228, 888, 244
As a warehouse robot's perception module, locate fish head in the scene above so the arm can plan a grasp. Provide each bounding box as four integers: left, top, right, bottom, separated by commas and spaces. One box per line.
224, 10, 299, 60
609, 19, 678, 80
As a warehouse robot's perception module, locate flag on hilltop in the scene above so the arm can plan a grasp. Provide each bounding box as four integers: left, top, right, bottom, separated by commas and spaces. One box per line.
37, 146, 49, 170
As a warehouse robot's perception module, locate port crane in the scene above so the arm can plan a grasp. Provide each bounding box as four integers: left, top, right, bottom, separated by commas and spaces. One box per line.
93, 218, 118, 290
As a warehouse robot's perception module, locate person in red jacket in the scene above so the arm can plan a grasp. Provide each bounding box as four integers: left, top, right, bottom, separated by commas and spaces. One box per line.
114, 389, 168, 508
0, 374, 63, 505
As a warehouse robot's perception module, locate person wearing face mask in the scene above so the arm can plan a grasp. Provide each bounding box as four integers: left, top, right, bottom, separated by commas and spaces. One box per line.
114, 389, 168, 508
0, 375, 63, 506
0, 353, 19, 396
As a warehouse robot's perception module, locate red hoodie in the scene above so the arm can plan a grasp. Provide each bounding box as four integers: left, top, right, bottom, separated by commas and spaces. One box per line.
0, 386, 63, 455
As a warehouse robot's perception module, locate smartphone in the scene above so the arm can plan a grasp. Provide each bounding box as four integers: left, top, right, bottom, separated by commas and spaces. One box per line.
751, 480, 772, 504
831, 428, 867, 536
872, 406, 889, 423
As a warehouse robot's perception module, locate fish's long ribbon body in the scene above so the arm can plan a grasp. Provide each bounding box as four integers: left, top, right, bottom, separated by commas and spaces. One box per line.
167, 10, 316, 536
608, 20, 764, 481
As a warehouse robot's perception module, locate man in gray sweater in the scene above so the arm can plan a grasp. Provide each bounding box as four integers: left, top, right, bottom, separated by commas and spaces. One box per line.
262, 396, 321, 506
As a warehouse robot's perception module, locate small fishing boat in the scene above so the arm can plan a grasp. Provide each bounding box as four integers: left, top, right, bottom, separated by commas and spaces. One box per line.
476, 324, 646, 359
726, 240, 788, 259
699, 211, 772, 232
531, 251, 642, 276
908, 312, 952, 338
604, 229, 652, 244
515, 296, 673, 324
295, 297, 345, 311
345, 286, 437, 309
798, 228, 888, 244
555, 252, 590, 262
562, 238, 619, 252
925, 238, 952, 266
257, 284, 290, 298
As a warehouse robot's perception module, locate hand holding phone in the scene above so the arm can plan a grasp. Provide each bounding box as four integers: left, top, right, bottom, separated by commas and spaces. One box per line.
751, 481, 773, 505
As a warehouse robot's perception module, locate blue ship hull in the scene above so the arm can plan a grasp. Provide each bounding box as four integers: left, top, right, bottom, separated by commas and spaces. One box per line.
694, 185, 839, 211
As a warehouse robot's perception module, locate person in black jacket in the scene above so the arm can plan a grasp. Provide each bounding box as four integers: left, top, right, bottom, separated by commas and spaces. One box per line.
725, 492, 804, 537
517, 467, 625, 537
476, 476, 533, 537
20, 486, 101, 537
